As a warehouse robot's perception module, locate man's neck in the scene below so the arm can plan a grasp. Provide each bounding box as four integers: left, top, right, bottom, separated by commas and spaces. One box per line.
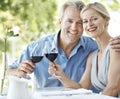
59, 38, 78, 58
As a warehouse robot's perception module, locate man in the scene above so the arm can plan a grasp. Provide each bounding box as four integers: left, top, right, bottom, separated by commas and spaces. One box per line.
7, 0, 120, 92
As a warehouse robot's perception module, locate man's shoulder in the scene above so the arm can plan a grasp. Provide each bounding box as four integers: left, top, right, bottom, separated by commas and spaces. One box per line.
81, 36, 94, 42
81, 36, 98, 50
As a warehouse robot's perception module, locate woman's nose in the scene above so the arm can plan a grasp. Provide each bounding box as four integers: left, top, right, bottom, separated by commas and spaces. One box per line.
88, 20, 94, 26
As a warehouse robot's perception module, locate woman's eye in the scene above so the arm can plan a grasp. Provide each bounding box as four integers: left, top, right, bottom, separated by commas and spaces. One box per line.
92, 18, 97, 21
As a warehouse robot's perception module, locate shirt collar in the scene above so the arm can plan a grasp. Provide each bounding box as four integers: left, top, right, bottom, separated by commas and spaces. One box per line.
51, 30, 60, 51
78, 36, 86, 50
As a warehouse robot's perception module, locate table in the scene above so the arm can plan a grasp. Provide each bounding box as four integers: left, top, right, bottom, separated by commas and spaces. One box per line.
33, 94, 118, 99
32, 87, 118, 99
0, 87, 119, 99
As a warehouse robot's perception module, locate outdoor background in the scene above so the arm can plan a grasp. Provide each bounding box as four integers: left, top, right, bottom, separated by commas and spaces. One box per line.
0, 0, 120, 93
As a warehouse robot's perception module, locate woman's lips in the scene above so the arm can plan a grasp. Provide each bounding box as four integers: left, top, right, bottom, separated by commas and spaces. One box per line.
88, 27, 97, 32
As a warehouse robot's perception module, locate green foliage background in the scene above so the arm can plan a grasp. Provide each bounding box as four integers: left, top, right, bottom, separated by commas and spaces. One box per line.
0, 0, 58, 63
0, 0, 120, 63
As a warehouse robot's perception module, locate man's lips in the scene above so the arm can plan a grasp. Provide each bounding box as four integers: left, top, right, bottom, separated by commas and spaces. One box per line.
69, 31, 78, 35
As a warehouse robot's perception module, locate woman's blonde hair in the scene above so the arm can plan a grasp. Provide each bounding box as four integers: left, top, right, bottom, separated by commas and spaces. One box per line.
81, 2, 110, 19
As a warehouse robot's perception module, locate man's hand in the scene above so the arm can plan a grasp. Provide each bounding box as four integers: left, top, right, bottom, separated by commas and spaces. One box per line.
17, 60, 35, 77
109, 35, 120, 52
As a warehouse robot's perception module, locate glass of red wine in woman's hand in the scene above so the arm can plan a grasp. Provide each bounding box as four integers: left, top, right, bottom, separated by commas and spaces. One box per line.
44, 41, 61, 79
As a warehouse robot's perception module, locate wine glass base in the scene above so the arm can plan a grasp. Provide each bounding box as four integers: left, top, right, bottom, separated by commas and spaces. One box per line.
48, 76, 61, 80
22, 75, 31, 80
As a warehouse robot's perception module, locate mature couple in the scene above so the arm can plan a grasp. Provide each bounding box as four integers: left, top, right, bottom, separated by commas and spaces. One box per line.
7, 0, 120, 97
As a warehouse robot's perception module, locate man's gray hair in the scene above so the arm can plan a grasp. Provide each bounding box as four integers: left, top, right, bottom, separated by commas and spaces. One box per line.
59, 0, 85, 19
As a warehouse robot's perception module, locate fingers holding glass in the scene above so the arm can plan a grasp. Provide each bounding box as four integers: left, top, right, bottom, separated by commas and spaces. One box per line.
48, 62, 61, 79
48, 66, 56, 76
18, 60, 35, 79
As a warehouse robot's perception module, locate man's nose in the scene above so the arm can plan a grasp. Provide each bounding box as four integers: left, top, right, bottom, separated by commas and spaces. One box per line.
71, 23, 78, 30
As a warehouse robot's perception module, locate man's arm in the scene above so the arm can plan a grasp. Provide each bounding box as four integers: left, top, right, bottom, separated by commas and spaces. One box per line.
6, 60, 35, 78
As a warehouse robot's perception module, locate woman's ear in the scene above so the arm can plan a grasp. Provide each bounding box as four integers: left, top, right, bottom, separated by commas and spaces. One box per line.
106, 17, 110, 26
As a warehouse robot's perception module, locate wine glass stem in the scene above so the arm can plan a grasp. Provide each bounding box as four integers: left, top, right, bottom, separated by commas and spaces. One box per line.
48, 73, 61, 79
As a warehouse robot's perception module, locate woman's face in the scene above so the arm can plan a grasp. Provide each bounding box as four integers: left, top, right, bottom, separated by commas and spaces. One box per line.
81, 8, 109, 38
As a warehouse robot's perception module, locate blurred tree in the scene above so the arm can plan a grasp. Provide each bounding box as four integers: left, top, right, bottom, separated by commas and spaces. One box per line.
101, 0, 120, 11
0, 0, 57, 61
0, 0, 57, 42
84, 0, 120, 11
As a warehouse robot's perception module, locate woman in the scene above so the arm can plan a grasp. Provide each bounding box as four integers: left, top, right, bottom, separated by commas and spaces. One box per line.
48, 2, 120, 97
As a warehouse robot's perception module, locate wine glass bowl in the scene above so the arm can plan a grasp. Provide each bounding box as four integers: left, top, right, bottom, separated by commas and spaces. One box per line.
44, 41, 58, 62
31, 56, 43, 63
30, 43, 43, 63
45, 53, 58, 62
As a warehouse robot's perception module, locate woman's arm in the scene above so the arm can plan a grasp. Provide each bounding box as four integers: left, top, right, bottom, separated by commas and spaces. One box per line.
78, 52, 92, 89
48, 62, 82, 88
102, 48, 120, 97
48, 52, 93, 89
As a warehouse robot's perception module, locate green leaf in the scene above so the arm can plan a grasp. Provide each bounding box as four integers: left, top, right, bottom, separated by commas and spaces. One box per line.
7, 30, 14, 37
14, 34, 19, 37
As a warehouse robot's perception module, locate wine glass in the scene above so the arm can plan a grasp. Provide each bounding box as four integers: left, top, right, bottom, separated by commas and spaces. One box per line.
23, 43, 43, 80
44, 41, 61, 79
30, 43, 43, 63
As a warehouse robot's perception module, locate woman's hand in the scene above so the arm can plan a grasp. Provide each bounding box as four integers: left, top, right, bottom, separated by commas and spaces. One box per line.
48, 62, 63, 78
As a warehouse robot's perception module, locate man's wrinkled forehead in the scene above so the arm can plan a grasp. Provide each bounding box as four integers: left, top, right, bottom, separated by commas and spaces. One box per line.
63, 6, 82, 20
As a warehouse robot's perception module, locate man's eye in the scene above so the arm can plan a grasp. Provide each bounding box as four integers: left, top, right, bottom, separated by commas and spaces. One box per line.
82, 20, 87, 24
78, 21, 83, 25
66, 20, 72, 23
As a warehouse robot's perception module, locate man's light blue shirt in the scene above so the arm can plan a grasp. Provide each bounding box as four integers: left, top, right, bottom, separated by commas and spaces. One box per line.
9, 31, 98, 90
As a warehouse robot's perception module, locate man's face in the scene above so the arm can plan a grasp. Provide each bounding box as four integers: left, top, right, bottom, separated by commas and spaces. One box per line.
60, 6, 83, 44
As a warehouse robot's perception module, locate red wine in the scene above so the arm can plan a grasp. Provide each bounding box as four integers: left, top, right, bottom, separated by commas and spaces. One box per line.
45, 53, 58, 62
31, 56, 43, 63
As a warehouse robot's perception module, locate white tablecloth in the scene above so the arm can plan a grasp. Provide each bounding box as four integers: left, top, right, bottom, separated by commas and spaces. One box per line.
0, 87, 119, 99
32, 87, 118, 99
33, 94, 118, 99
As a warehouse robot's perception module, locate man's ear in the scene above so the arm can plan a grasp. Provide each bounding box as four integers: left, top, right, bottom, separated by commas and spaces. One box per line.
59, 19, 61, 25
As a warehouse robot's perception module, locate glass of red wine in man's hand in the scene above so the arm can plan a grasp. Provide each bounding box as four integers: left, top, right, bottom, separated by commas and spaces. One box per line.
31, 56, 43, 63
30, 43, 43, 63
24, 43, 44, 80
